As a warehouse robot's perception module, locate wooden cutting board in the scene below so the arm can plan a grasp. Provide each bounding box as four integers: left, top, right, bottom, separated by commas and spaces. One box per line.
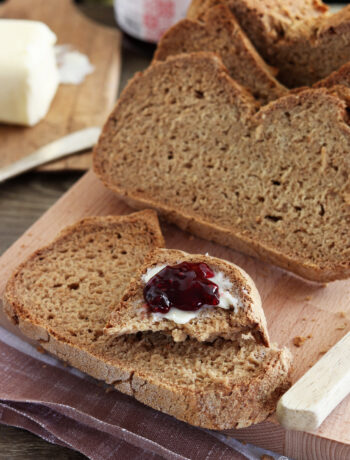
0, 170, 349, 460
0, 0, 121, 171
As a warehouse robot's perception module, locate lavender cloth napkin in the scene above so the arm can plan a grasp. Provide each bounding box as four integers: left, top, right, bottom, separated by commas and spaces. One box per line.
0, 327, 288, 460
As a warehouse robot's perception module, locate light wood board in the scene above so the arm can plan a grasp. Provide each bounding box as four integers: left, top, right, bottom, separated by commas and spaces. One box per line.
0, 170, 349, 460
0, 0, 121, 171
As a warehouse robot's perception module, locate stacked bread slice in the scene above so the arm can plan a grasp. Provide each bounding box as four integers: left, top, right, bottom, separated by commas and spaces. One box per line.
4, 211, 291, 430
154, 4, 286, 104
188, 0, 350, 87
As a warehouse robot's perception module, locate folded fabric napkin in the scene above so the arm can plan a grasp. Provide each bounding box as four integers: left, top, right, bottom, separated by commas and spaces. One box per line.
0, 326, 288, 460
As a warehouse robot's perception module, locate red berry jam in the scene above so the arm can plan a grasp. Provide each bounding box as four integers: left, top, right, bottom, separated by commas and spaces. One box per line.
143, 262, 220, 313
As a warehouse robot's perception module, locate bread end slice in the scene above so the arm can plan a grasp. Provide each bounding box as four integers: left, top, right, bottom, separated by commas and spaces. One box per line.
105, 248, 270, 345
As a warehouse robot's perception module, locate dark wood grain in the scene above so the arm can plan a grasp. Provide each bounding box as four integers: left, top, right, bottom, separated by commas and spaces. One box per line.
0, 4, 154, 459
0, 426, 85, 460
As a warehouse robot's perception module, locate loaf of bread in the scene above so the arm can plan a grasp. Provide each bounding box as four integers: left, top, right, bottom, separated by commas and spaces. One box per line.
4, 211, 291, 430
105, 248, 269, 344
93, 52, 350, 282
187, 0, 327, 47
154, 4, 285, 104
270, 5, 350, 87
187, 1, 350, 87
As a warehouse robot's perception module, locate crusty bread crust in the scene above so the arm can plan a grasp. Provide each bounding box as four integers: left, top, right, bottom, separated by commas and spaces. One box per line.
315, 62, 350, 90
3, 301, 292, 430
4, 211, 292, 430
93, 53, 350, 282
105, 248, 270, 345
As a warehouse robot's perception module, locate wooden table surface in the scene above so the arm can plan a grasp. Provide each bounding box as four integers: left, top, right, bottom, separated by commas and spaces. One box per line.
0, 4, 155, 459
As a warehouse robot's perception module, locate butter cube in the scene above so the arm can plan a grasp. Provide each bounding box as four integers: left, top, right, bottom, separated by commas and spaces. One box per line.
0, 19, 59, 126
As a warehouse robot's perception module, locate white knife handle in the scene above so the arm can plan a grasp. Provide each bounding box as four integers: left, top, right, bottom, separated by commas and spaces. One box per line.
277, 331, 350, 432
0, 127, 101, 183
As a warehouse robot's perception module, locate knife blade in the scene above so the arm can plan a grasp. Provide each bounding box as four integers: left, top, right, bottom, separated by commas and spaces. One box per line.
0, 127, 101, 183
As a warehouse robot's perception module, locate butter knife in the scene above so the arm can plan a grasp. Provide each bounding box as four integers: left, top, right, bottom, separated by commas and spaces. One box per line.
0, 127, 101, 183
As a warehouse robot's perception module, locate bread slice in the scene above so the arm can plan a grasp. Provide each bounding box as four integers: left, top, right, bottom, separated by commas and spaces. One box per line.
270, 5, 350, 87
187, 0, 328, 53
187, 1, 350, 87
154, 4, 286, 105
104, 248, 269, 344
4, 211, 291, 430
93, 52, 350, 282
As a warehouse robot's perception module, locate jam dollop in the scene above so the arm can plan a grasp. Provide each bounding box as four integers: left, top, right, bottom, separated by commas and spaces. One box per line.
143, 262, 220, 313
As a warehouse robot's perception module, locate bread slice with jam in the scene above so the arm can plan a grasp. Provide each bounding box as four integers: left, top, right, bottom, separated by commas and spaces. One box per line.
105, 248, 269, 344
4, 211, 291, 430
154, 4, 286, 105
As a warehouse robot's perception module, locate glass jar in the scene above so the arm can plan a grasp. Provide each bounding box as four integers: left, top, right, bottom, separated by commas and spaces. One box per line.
114, 0, 191, 43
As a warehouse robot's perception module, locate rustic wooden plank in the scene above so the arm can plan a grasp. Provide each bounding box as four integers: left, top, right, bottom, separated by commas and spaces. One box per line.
0, 0, 121, 171
0, 171, 83, 255
0, 170, 349, 460
0, 426, 86, 459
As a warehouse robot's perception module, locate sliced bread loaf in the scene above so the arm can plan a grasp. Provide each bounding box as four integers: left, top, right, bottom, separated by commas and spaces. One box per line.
4, 211, 291, 430
270, 5, 350, 87
187, 1, 350, 87
93, 52, 350, 282
104, 248, 269, 344
154, 4, 286, 104
187, 0, 328, 53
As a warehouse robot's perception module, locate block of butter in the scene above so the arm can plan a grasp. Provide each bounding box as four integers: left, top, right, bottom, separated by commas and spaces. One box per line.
0, 19, 59, 126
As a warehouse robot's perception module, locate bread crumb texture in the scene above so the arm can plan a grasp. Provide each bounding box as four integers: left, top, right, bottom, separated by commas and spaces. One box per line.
93, 53, 350, 282
4, 211, 291, 430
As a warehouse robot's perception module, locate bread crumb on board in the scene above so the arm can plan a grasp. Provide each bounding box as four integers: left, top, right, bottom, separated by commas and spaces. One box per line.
293, 335, 312, 347
338, 311, 347, 318
304, 296, 312, 301
261, 455, 274, 460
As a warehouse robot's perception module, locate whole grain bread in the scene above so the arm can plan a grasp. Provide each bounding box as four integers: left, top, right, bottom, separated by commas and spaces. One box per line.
314, 62, 350, 90
93, 52, 350, 282
187, 0, 328, 52
187, 1, 350, 87
154, 4, 286, 104
270, 5, 350, 87
4, 211, 291, 430
105, 248, 269, 344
